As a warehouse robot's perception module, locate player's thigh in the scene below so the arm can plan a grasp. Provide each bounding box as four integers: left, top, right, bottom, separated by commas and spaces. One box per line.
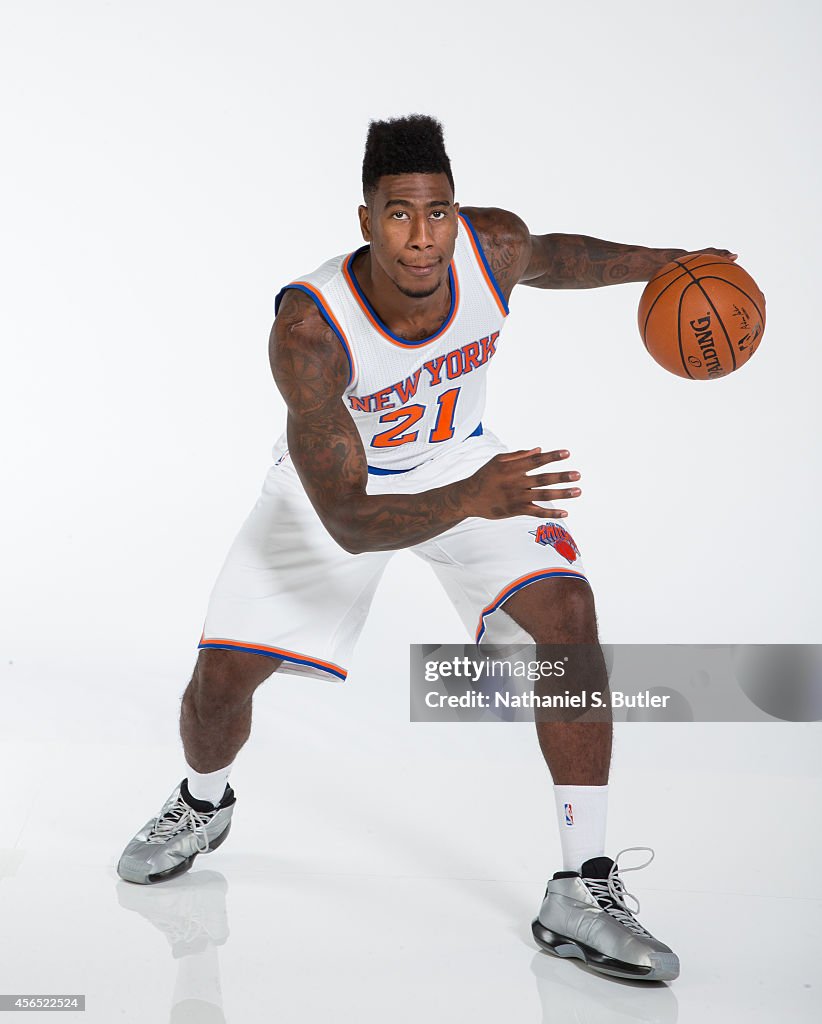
416, 509, 592, 646
199, 454, 391, 683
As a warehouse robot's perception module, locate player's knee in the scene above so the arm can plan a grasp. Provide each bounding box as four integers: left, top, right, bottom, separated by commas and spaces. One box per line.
531, 580, 598, 644
188, 648, 279, 718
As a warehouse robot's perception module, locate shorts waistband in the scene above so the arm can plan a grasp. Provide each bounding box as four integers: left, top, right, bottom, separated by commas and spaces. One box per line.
367, 423, 483, 476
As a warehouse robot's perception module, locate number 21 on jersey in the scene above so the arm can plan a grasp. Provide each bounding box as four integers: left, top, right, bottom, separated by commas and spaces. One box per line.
370, 388, 461, 448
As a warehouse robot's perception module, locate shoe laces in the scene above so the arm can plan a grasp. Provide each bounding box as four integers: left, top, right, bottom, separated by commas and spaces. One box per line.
147, 795, 216, 853
581, 846, 656, 938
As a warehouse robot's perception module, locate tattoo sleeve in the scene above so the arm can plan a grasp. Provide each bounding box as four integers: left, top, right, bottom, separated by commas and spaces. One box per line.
270, 290, 473, 553
522, 234, 686, 289
459, 206, 532, 300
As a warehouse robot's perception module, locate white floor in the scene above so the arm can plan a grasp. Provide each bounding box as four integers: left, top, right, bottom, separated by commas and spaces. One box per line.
1, 652, 820, 1023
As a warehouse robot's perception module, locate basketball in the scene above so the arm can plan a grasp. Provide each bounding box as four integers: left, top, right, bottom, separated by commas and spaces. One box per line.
638, 254, 766, 379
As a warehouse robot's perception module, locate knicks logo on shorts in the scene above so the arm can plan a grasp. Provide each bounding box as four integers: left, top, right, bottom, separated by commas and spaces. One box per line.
530, 523, 581, 564
564, 802, 574, 827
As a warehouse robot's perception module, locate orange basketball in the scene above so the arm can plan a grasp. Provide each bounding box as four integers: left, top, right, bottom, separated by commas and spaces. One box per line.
638, 254, 766, 379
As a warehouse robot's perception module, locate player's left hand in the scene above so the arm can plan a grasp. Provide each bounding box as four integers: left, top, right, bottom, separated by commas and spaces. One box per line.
688, 247, 738, 261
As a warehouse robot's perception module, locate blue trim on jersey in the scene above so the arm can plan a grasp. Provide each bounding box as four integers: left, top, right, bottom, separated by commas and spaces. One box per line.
198, 640, 347, 681
366, 464, 414, 476
366, 422, 484, 474
274, 284, 354, 387
346, 246, 457, 347
458, 212, 511, 315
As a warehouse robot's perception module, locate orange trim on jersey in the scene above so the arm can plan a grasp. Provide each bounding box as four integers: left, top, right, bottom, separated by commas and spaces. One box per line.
458, 212, 509, 318
342, 251, 461, 349
289, 280, 347, 339
198, 634, 348, 681
286, 280, 356, 386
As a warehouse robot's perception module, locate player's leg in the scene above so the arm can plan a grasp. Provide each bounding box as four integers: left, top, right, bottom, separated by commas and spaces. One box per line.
501, 578, 678, 980
180, 647, 281, 776
118, 448, 391, 885
411, 429, 679, 980
117, 649, 279, 886
502, 577, 612, 788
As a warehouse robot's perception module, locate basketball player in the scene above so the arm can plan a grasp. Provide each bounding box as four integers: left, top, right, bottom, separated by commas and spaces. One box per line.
117, 115, 735, 982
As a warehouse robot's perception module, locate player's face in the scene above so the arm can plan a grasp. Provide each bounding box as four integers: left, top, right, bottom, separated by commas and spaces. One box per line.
358, 173, 459, 299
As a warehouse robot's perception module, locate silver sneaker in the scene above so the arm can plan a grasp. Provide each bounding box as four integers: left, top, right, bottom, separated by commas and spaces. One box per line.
532, 847, 680, 982
117, 779, 236, 885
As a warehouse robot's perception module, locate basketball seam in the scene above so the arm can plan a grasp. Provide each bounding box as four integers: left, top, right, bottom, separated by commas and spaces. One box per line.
676, 280, 696, 379
640, 254, 706, 348
674, 260, 737, 373
688, 276, 765, 331
640, 258, 735, 351
643, 251, 703, 286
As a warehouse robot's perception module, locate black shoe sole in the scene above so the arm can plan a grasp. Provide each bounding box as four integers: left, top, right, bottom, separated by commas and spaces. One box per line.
531, 918, 679, 982
146, 822, 232, 884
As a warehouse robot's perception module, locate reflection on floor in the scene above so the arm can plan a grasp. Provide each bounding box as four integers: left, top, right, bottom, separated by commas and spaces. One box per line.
1, 714, 820, 1021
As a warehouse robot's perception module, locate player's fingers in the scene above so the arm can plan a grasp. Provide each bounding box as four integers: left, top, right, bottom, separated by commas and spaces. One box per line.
527, 504, 569, 518
528, 488, 581, 500
525, 470, 580, 485
526, 449, 570, 467
710, 247, 738, 260
497, 447, 542, 462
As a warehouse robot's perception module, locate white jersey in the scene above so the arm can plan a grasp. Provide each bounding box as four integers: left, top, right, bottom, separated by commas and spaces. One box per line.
273, 212, 509, 473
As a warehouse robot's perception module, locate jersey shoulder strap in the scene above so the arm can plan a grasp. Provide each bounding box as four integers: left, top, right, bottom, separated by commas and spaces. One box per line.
274, 254, 356, 388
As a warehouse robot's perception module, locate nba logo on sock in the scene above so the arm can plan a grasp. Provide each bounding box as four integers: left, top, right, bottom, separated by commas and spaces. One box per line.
564, 802, 574, 826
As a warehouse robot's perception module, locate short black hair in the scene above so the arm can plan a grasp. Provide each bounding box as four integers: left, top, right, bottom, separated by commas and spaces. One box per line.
362, 114, 454, 203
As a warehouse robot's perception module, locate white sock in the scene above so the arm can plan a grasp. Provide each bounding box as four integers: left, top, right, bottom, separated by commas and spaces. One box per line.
185, 762, 233, 806
553, 784, 609, 872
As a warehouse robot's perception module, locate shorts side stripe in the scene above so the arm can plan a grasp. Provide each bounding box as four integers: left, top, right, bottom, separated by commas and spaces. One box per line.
198, 634, 348, 681
475, 568, 589, 643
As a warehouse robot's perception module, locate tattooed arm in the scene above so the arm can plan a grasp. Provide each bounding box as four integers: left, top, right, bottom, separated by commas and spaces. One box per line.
459, 206, 736, 293
270, 289, 579, 553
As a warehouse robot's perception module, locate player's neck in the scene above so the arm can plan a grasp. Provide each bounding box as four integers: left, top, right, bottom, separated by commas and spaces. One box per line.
355, 249, 452, 339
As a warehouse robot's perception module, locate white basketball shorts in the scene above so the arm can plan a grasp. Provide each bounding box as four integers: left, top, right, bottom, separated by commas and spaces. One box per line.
198, 427, 589, 682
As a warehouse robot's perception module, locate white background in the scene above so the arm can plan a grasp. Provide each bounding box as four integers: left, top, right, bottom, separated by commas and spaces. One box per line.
1, 2, 820, 1021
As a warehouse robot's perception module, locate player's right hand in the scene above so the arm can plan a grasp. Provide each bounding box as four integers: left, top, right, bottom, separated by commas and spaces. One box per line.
458, 448, 581, 520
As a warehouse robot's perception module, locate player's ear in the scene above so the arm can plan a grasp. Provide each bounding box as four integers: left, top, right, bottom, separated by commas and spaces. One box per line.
358, 204, 371, 242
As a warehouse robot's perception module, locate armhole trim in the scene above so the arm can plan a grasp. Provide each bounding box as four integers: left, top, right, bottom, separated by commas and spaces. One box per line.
458, 212, 510, 317
275, 282, 356, 388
